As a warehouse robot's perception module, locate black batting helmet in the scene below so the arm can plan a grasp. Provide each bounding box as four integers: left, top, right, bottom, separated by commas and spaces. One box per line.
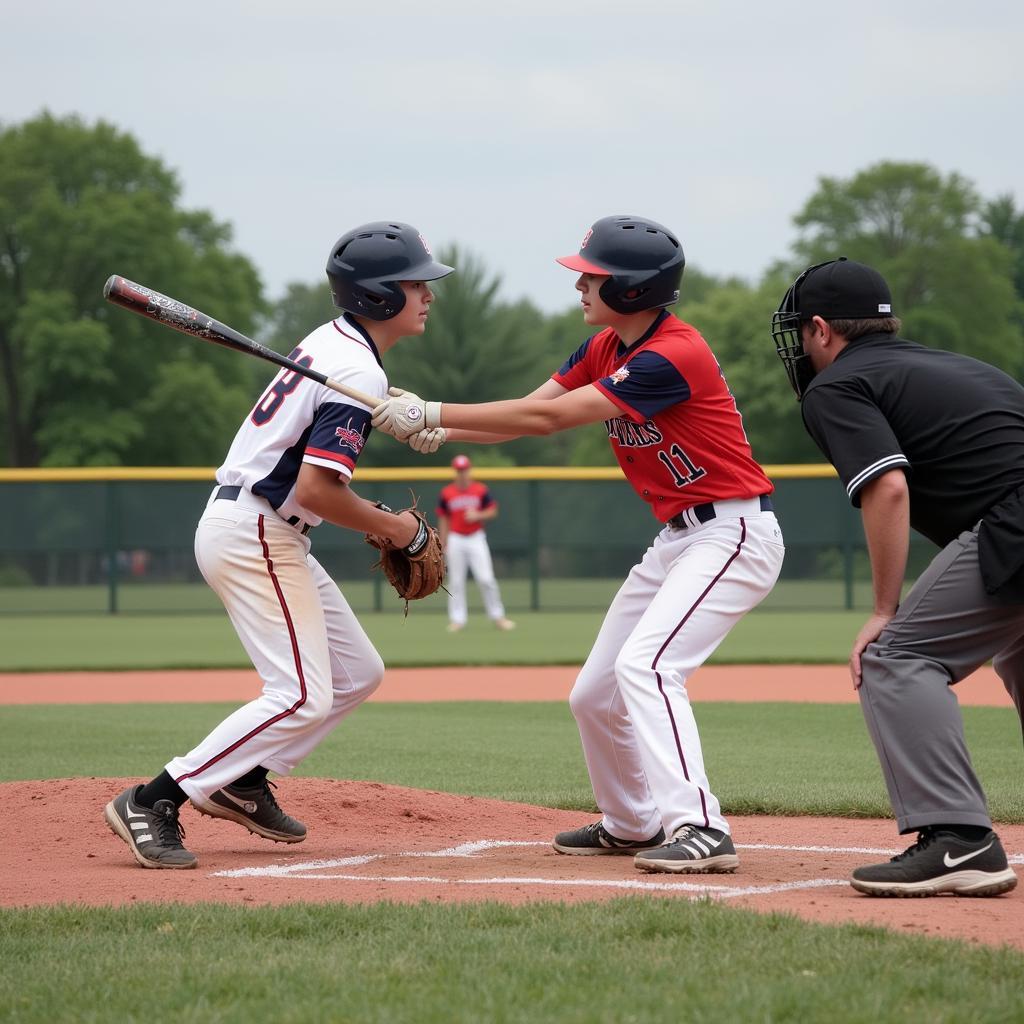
326, 222, 454, 321
556, 215, 685, 314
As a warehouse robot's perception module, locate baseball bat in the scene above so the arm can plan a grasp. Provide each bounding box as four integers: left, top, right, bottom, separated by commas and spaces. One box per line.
102, 275, 381, 409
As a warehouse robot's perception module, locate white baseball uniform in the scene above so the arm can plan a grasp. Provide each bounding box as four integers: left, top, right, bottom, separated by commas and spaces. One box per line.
166, 315, 387, 802
553, 310, 785, 839
436, 481, 507, 627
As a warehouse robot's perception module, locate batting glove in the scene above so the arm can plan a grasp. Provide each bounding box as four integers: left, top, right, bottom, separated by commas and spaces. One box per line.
372, 387, 442, 440
407, 427, 447, 454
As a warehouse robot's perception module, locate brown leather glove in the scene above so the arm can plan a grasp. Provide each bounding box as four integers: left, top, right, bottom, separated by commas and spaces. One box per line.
365, 505, 445, 609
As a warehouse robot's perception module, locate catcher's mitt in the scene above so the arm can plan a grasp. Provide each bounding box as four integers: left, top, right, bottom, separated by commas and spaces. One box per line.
365, 503, 445, 610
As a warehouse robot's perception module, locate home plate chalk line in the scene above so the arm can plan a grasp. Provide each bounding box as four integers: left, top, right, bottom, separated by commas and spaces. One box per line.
211, 839, 1024, 899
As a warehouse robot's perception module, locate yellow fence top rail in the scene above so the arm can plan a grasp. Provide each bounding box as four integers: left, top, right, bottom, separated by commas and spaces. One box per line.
0, 464, 838, 483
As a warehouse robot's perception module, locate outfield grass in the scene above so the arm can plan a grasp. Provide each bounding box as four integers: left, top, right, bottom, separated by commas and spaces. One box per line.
3, 901, 1023, 1024
3, 701, 1021, 823
0, 608, 869, 671
0, 575, 876, 615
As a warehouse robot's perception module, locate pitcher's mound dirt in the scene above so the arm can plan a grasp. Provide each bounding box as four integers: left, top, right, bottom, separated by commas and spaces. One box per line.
1, 777, 1020, 950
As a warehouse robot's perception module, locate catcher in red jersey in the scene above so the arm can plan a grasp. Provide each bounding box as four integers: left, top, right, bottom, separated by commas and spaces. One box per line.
372, 215, 785, 874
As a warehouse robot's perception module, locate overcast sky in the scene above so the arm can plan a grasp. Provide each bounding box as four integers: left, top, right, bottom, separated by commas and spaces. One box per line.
3, 1, 1022, 312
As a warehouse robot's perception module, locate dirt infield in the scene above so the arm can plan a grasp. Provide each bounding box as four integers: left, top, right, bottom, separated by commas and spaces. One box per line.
1, 777, 1020, 951
2, 665, 1019, 952
0, 663, 1013, 705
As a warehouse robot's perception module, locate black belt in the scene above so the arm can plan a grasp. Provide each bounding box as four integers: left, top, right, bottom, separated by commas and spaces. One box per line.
215, 485, 313, 536
667, 494, 773, 531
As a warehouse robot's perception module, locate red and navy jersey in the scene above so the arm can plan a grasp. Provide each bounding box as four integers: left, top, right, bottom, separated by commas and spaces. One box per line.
216, 314, 385, 527
552, 310, 772, 522
437, 481, 495, 536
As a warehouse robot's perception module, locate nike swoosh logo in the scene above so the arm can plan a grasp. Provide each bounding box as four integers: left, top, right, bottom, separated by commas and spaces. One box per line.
943, 841, 994, 868
220, 791, 258, 814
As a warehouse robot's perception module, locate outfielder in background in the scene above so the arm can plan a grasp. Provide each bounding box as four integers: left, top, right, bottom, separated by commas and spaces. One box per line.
773, 258, 1020, 897
104, 222, 450, 868
437, 454, 516, 633
374, 215, 785, 874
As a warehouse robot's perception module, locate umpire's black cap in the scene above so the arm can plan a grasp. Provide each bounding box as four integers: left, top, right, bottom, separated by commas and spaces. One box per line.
796, 258, 895, 320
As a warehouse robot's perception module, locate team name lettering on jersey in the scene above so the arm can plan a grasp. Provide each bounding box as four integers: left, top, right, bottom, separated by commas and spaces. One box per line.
605, 417, 663, 447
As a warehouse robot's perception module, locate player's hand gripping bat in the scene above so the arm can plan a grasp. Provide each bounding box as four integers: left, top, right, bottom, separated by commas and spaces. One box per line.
103, 275, 380, 409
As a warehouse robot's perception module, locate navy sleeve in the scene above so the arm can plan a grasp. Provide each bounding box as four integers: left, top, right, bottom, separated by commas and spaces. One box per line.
801, 384, 910, 506
596, 351, 691, 420
480, 488, 494, 510
555, 336, 595, 378
303, 402, 372, 477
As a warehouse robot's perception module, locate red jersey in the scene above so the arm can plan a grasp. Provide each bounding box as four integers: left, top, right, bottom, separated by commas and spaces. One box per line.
437, 481, 495, 535
552, 310, 772, 522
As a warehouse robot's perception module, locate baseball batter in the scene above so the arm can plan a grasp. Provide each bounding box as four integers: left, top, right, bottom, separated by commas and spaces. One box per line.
104, 222, 452, 868
373, 215, 785, 873
437, 454, 515, 632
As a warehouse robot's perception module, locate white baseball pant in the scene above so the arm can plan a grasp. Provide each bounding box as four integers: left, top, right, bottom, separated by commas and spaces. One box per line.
166, 489, 384, 802
569, 502, 784, 839
445, 530, 507, 626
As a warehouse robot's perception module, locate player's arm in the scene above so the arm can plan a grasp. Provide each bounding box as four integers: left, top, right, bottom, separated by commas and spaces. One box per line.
444, 379, 570, 444
376, 382, 617, 440
850, 469, 910, 688
443, 383, 616, 435
472, 505, 499, 523
295, 465, 419, 546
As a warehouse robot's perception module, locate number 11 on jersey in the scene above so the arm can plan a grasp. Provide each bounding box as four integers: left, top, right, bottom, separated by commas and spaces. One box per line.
658, 444, 707, 488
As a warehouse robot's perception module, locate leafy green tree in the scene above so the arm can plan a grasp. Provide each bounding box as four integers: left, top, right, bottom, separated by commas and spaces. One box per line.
981, 194, 1024, 318
260, 281, 335, 354
682, 276, 821, 465
0, 112, 263, 466
792, 161, 1023, 374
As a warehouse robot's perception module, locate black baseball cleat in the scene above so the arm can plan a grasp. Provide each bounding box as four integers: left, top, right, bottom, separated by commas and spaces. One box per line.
553, 820, 665, 855
191, 780, 306, 843
634, 824, 739, 874
850, 828, 1018, 897
104, 785, 197, 869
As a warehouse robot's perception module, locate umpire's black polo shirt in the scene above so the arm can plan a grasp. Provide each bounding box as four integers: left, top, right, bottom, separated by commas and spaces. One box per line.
800, 333, 1024, 548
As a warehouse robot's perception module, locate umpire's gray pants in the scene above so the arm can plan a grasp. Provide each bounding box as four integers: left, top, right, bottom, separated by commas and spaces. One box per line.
859, 525, 1024, 833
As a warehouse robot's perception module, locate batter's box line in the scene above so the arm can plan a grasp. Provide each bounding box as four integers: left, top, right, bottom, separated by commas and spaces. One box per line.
213, 839, 546, 878
214, 837, 1023, 882
258, 873, 849, 900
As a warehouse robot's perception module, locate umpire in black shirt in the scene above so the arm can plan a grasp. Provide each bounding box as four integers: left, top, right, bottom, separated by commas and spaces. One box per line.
773, 258, 1020, 897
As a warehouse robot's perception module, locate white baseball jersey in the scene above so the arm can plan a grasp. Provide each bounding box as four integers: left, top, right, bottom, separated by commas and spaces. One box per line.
217, 314, 386, 526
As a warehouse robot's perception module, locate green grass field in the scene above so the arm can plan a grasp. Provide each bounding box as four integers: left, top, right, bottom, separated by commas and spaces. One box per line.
2, 701, 1022, 821
4, 605, 1023, 1022
4, 901, 1023, 1024
0, 575, 878, 615
0, 608, 870, 671
2, 701, 1023, 1022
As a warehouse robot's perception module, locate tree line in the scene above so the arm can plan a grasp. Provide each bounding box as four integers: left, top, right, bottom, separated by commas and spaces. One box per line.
2, 113, 1022, 469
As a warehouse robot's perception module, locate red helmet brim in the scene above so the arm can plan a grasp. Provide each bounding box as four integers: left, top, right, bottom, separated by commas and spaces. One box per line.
556, 254, 611, 275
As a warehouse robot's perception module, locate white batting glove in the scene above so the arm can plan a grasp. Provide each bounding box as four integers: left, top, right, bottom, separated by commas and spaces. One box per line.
371, 386, 442, 440
407, 427, 447, 454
